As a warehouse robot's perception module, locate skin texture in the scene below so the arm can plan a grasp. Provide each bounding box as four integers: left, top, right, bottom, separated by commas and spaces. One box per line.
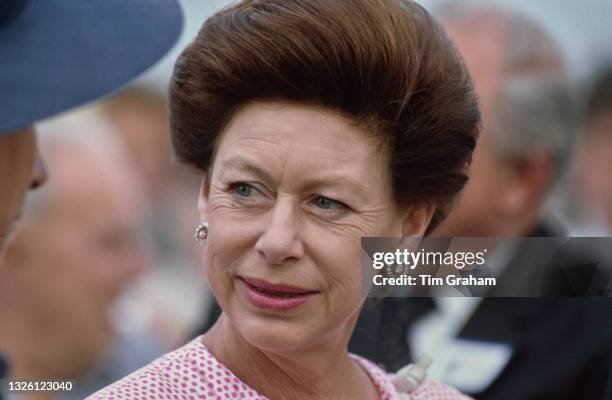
200, 101, 434, 399
0, 142, 148, 384
434, 18, 557, 237
0, 127, 46, 262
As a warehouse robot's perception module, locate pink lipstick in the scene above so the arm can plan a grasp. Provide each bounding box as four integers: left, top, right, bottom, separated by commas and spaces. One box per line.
240, 277, 319, 311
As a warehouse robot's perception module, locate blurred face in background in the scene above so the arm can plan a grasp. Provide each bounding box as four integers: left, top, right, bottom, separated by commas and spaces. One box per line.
0, 142, 149, 379
0, 127, 46, 261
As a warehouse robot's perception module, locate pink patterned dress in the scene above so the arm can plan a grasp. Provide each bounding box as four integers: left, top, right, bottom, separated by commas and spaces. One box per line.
86, 336, 469, 400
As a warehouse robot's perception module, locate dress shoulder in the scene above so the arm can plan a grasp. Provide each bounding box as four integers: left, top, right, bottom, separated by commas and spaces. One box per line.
351, 354, 472, 400
86, 337, 264, 399
88, 338, 470, 400
411, 378, 473, 400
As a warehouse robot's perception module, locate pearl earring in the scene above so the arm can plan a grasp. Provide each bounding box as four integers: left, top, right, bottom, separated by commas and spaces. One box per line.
194, 222, 208, 244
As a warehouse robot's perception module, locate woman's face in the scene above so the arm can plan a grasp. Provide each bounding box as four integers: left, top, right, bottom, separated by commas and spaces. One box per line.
201, 101, 428, 353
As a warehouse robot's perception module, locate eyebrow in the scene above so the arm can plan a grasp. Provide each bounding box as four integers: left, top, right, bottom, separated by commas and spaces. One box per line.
218, 156, 371, 201
219, 157, 276, 185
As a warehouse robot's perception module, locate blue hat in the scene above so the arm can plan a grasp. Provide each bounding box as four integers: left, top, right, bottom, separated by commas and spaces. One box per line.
0, 0, 183, 134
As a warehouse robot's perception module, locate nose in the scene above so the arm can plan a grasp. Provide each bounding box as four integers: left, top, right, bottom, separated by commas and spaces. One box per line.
255, 198, 304, 265
30, 146, 47, 190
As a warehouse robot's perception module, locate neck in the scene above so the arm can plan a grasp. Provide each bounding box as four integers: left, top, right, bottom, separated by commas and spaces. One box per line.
202, 313, 379, 400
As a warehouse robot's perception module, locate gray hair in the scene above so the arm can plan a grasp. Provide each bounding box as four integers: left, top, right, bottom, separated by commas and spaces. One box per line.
433, 1, 562, 74
434, 1, 580, 184
489, 76, 580, 183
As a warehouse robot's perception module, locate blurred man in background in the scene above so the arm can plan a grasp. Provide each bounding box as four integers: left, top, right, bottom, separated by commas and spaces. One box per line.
0, 114, 166, 399
564, 66, 612, 235
350, 3, 612, 400
432, 8, 573, 239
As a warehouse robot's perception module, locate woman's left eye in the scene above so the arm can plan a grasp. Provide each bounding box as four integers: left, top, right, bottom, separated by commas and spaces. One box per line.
228, 182, 264, 201
233, 183, 255, 197
312, 196, 347, 212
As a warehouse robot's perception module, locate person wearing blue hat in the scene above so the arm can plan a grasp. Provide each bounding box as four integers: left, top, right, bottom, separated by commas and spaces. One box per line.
0, 0, 182, 396
0, 0, 182, 261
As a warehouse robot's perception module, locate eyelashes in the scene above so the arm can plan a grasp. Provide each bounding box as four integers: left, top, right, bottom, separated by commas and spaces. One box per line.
226, 181, 350, 217
311, 195, 349, 213
230, 182, 259, 199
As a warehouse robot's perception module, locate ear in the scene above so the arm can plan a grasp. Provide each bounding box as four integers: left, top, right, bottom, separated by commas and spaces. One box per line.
400, 202, 437, 237
197, 176, 211, 221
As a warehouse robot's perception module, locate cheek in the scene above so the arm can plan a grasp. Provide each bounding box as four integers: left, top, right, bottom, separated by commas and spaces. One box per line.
203, 237, 233, 304
307, 226, 366, 308
204, 211, 260, 301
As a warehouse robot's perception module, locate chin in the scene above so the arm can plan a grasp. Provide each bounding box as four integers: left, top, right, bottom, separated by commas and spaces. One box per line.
232, 308, 320, 354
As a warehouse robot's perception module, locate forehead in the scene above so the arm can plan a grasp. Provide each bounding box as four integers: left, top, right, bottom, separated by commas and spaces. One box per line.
213, 101, 386, 180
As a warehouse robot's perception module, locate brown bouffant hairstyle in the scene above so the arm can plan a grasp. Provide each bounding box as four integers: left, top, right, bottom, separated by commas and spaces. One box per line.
170, 0, 480, 233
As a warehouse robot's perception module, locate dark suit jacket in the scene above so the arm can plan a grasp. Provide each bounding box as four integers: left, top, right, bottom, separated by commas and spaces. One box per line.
350, 297, 612, 399
349, 226, 612, 400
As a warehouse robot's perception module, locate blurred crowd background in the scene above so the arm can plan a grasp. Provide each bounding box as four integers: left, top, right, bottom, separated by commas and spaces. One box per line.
1, 0, 612, 398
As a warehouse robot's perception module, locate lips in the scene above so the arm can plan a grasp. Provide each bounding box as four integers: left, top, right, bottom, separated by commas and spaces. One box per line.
240, 277, 319, 311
